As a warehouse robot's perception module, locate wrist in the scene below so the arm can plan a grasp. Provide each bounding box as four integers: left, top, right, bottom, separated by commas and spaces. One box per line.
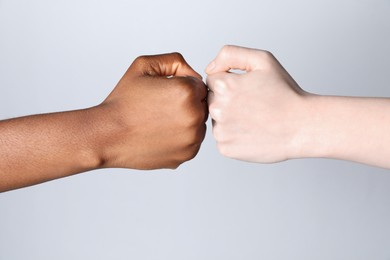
288, 93, 331, 160
85, 103, 137, 170
289, 94, 354, 161
78, 105, 117, 170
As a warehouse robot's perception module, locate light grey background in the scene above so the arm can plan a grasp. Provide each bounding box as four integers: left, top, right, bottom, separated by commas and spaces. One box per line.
1, 0, 390, 259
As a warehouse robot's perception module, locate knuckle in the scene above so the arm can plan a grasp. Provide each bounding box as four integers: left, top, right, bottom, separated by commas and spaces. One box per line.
209, 74, 235, 95
220, 45, 235, 58
186, 147, 200, 161
195, 109, 207, 124
184, 110, 204, 127
167, 153, 189, 169
191, 124, 206, 142
170, 52, 186, 69
170, 52, 185, 61
258, 50, 276, 67
181, 144, 201, 163
170, 125, 206, 166
133, 55, 149, 65
173, 77, 205, 103
212, 125, 225, 142
178, 124, 205, 147
216, 143, 231, 158
213, 78, 228, 94
261, 50, 274, 58
208, 105, 224, 122
132, 55, 157, 75
169, 160, 182, 170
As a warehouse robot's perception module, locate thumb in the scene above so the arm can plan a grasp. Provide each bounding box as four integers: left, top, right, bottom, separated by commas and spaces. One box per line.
205, 45, 266, 74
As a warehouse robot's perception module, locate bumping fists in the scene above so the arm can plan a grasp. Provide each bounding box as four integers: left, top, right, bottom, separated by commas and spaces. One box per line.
100, 46, 311, 169
99, 53, 208, 170
100, 46, 307, 169
2, 45, 389, 192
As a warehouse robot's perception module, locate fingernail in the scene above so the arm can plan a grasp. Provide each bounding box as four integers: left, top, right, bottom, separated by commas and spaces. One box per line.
205, 61, 216, 74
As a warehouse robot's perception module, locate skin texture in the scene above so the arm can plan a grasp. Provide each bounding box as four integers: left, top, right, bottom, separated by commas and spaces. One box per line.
0, 53, 208, 192
206, 45, 390, 168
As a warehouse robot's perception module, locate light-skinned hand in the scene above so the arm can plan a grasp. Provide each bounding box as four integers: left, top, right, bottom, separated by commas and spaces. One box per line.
206, 45, 390, 168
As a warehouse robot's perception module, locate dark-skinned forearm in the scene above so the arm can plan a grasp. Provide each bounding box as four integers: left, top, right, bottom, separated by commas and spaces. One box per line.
0, 108, 104, 192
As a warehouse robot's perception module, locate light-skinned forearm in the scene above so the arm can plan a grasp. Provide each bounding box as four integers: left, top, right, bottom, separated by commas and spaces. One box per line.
207, 45, 390, 169
295, 95, 390, 168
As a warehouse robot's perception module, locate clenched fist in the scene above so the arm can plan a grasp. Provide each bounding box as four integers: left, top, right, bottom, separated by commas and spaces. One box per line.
0, 52, 208, 192
99, 53, 208, 169
206, 45, 308, 163
206, 45, 390, 169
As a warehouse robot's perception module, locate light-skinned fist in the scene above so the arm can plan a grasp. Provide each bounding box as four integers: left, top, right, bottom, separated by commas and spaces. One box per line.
206, 45, 308, 163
